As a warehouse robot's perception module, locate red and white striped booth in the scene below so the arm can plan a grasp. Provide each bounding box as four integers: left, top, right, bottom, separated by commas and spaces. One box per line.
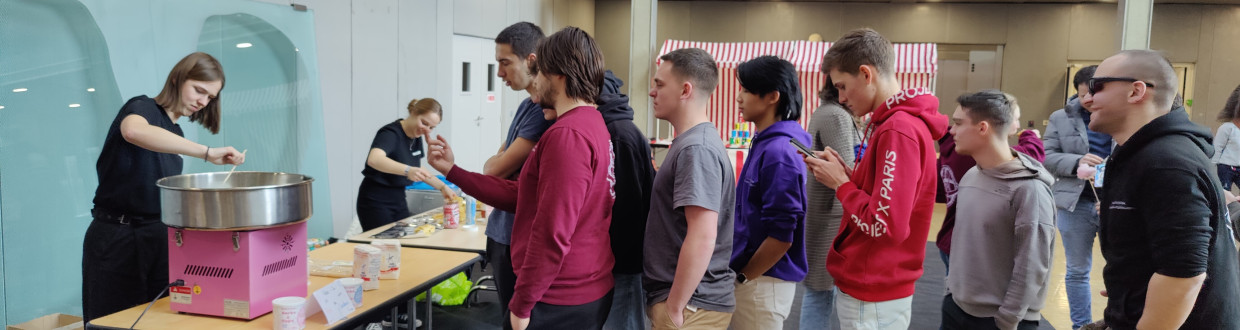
656, 40, 938, 140
655, 40, 938, 180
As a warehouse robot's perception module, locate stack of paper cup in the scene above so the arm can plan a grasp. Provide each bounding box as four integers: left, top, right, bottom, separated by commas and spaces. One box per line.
371, 240, 402, 279
336, 278, 365, 308
353, 245, 383, 291
272, 296, 306, 330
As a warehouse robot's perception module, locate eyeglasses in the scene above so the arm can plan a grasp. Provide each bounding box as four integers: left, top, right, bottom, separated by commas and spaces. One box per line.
1088, 77, 1154, 95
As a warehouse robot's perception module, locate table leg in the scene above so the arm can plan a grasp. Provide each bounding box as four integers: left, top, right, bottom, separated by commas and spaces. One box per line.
424, 295, 433, 329
391, 305, 399, 329
407, 296, 418, 329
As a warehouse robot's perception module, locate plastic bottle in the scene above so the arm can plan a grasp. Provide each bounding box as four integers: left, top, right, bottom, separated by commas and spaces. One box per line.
464, 195, 477, 227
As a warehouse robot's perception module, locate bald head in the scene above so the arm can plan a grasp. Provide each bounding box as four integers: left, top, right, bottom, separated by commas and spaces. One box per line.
1107, 50, 1178, 111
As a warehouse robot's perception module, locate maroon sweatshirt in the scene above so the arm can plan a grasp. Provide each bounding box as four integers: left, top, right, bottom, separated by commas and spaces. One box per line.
447, 106, 616, 318
934, 130, 1045, 254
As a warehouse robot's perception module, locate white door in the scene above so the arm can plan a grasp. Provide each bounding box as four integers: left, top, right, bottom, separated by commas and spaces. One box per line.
450, 35, 503, 172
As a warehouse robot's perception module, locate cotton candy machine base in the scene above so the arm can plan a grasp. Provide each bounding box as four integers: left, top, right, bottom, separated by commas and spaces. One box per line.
156, 171, 314, 319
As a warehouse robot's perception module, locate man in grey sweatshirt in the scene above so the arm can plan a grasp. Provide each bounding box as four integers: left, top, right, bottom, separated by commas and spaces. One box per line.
940, 90, 1056, 330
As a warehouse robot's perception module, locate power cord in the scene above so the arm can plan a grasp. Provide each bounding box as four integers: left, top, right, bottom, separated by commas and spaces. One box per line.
130, 279, 184, 329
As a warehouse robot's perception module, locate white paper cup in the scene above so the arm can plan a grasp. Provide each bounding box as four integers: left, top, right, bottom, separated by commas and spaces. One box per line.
337, 277, 365, 308
272, 296, 306, 330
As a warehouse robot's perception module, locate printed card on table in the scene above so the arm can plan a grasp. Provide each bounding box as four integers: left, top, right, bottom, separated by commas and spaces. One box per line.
312, 280, 357, 324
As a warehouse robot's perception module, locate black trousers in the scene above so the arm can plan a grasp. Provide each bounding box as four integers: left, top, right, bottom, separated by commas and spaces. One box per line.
525, 290, 614, 330
487, 238, 517, 330
941, 294, 1040, 330
81, 218, 169, 322
357, 181, 412, 231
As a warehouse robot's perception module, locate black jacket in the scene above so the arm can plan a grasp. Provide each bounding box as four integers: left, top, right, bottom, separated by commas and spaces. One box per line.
599, 70, 656, 275
1099, 108, 1240, 329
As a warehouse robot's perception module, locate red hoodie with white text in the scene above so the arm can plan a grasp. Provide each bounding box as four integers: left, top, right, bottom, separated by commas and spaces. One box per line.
826, 88, 948, 302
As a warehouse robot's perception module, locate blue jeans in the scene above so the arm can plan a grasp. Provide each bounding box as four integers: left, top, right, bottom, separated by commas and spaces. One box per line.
1218, 164, 1240, 191
939, 249, 950, 276
1058, 198, 1100, 329
603, 273, 646, 330
800, 286, 836, 330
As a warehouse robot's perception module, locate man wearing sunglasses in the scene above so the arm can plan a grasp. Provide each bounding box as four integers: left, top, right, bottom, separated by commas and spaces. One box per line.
1083, 49, 1240, 329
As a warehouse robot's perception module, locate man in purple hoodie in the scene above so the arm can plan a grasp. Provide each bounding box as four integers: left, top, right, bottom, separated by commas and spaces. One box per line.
729, 55, 811, 330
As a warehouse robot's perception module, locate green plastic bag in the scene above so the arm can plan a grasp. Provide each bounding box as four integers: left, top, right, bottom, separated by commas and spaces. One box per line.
415, 272, 473, 306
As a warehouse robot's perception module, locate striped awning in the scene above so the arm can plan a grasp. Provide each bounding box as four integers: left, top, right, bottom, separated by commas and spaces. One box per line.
657, 40, 938, 141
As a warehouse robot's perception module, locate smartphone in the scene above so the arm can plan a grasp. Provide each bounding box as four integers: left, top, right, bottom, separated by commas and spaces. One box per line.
790, 139, 818, 159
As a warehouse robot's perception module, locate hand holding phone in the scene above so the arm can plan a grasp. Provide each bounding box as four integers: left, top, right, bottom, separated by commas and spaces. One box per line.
790, 139, 818, 159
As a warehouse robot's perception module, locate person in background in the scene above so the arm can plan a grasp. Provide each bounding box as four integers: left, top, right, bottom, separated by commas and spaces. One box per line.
643, 47, 736, 329
804, 28, 948, 330
798, 76, 857, 330
941, 90, 1055, 330
356, 98, 456, 231
1212, 84, 1240, 193
936, 106, 1044, 276
1085, 49, 1240, 329
429, 27, 616, 330
1041, 65, 1108, 330
729, 55, 811, 330
599, 69, 656, 330
483, 22, 553, 330
83, 52, 246, 322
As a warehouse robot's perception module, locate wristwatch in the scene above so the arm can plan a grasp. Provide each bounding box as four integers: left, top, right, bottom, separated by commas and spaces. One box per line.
736, 272, 749, 284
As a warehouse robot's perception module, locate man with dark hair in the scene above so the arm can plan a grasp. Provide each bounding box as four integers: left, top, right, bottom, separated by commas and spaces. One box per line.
803, 28, 947, 330
730, 55, 811, 330
598, 69, 655, 330
1084, 49, 1240, 329
1042, 64, 1109, 330
428, 26, 615, 330
483, 22, 552, 330
941, 90, 1055, 330
643, 47, 736, 329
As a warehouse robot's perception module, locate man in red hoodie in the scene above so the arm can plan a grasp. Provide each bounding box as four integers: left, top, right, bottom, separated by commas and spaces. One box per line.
427, 26, 616, 330
803, 28, 948, 330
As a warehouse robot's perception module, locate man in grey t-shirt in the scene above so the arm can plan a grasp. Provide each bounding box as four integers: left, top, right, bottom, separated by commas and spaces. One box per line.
643, 48, 736, 329
482, 22, 551, 330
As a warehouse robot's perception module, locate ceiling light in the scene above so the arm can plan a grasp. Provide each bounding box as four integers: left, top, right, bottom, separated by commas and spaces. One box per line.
69, 104, 81, 108
236, 42, 253, 48
87, 88, 96, 92
0, 106, 5, 110
13, 88, 27, 92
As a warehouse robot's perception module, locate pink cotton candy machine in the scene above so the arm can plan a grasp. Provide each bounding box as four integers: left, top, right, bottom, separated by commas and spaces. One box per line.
156, 171, 314, 319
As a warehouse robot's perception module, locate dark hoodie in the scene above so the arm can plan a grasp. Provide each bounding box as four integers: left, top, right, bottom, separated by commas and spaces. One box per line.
827, 88, 948, 302
599, 70, 656, 275
1098, 108, 1240, 329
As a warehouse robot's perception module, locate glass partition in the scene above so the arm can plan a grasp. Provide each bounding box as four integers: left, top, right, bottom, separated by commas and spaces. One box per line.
0, 0, 331, 323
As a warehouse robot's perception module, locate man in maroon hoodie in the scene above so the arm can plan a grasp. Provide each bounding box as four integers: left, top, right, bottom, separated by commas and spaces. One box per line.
427, 27, 616, 330
803, 28, 948, 330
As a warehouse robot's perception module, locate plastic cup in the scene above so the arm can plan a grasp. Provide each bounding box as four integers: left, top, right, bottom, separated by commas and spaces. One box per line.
272, 296, 306, 330
337, 277, 365, 308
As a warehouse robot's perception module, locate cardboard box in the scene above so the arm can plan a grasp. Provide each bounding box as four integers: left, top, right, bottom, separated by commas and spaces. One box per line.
6, 313, 83, 330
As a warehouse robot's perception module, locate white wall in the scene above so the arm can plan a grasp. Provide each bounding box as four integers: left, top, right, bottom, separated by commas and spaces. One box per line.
251, 0, 595, 238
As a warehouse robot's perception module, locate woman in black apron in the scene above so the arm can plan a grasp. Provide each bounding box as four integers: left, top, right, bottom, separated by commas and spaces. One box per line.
83, 52, 246, 322
357, 98, 456, 231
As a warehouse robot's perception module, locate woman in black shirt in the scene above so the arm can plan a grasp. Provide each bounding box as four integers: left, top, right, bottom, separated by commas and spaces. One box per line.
83, 52, 246, 322
357, 98, 456, 231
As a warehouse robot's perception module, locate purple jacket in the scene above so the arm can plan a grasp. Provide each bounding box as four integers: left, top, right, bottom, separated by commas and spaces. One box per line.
731, 120, 811, 282
935, 130, 1046, 254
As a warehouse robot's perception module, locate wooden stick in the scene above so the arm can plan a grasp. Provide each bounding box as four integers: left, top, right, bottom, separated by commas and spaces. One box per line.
222, 149, 248, 184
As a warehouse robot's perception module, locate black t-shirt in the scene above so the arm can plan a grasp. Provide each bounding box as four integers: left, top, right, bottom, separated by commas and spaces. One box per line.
93, 95, 184, 216
361, 120, 423, 189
